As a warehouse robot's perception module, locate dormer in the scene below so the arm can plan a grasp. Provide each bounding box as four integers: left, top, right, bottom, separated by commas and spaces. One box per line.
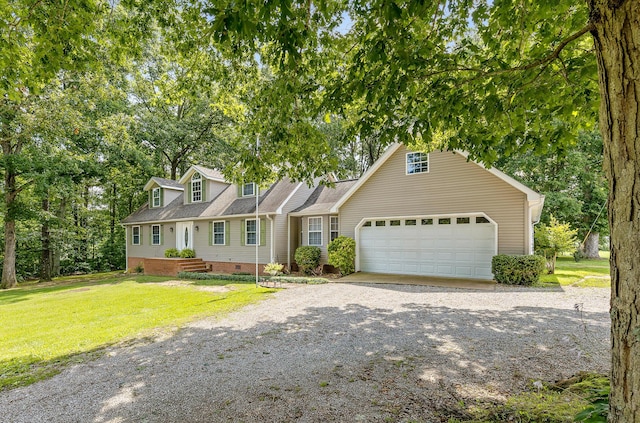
143, 177, 184, 209
178, 165, 229, 205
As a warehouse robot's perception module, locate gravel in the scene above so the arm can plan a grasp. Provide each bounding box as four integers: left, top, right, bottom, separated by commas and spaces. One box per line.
0, 283, 610, 423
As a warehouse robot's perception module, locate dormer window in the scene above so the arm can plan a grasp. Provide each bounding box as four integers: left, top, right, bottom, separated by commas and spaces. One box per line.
406, 152, 429, 174
242, 182, 255, 197
152, 187, 161, 208
191, 172, 202, 202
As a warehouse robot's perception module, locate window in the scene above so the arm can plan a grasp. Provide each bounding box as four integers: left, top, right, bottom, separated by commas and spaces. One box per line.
405, 219, 417, 226
308, 217, 322, 246
152, 224, 161, 245
406, 152, 429, 174
213, 221, 225, 245
375, 220, 386, 227
245, 219, 258, 245
421, 218, 433, 225
457, 217, 470, 224
390, 220, 401, 226
439, 218, 451, 224
363, 221, 372, 227
476, 216, 490, 224
152, 187, 161, 208
132, 226, 140, 245
330, 216, 339, 242
191, 172, 202, 202
243, 182, 255, 197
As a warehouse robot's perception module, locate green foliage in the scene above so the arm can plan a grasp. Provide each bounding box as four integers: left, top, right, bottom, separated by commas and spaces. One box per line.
327, 236, 356, 275
164, 248, 180, 258
538, 254, 610, 287
294, 246, 322, 275
535, 217, 578, 273
134, 263, 144, 274
264, 262, 284, 276
492, 255, 547, 285
178, 248, 196, 258
575, 383, 610, 423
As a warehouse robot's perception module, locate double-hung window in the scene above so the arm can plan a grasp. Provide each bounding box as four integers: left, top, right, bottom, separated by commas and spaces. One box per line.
330, 216, 339, 242
132, 226, 141, 245
151, 224, 161, 245
406, 152, 429, 174
243, 182, 255, 197
245, 219, 258, 245
308, 217, 322, 246
213, 221, 225, 245
152, 187, 161, 208
191, 173, 202, 202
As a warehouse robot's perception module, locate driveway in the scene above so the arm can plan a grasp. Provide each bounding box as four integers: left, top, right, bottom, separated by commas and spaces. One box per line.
338, 272, 497, 290
0, 283, 610, 423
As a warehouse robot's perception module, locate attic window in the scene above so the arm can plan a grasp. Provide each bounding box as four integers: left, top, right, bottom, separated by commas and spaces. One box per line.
243, 182, 255, 197
191, 172, 202, 202
406, 152, 429, 174
152, 187, 161, 208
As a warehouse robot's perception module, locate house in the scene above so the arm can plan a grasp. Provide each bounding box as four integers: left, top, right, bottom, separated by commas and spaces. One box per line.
122, 144, 544, 280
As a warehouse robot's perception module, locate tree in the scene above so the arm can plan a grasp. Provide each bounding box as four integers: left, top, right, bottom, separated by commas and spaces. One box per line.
534, 217, 578, 274
192, 0, 638, 419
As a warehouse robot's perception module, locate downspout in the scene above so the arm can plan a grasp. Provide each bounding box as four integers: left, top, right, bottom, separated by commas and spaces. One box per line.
267, 214, 274, 263
287, 215, 291, 271
123, 224, 129, 272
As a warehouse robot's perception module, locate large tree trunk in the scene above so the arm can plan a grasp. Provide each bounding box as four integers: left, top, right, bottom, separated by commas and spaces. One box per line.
52, 197, 67, 277
591, 1, 640, 421
582, 232, 601, 259
40, 196, 52, 281
1, 141, 18, 289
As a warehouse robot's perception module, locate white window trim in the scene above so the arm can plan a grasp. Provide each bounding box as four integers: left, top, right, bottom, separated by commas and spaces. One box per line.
191, 172, 202, 203
406, 152, 429, 175
212, 220, 226, 246
151, 224, 161, 245
242, 182, 256, 197
308, 216, 323, 246
152, 187, 161, 208
132, 225, 141, 245
245, 218, 258, 246
330, 216, 339, 242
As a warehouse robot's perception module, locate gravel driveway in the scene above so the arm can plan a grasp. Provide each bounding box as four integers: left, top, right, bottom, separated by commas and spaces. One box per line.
0, 283, 610, 423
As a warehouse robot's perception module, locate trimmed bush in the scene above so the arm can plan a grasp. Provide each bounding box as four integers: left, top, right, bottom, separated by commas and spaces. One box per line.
164, 248, 180, 258
179, 248, 196, 258
294, 246, 322, 275
327, 236, 356, 275
492, 254, 547, 285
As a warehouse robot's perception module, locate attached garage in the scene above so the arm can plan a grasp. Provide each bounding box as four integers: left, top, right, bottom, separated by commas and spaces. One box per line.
358, 214, 497, 280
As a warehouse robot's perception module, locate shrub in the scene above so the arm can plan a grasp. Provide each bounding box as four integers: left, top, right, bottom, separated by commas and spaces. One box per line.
164, 248, 180, 258
294, 246, 322, 275
492, 254, 546, 285
534, 216, 577, 273
264, 262, 284, 276
179, 248, 196, 258
327, 236, 356, 275
134, 263, 144, 274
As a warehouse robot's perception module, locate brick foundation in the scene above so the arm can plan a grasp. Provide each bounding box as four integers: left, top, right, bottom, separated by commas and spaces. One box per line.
128, 257, 289, 277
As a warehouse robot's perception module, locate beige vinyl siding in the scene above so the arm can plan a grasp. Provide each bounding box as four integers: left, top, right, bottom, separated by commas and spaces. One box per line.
207, 181, 229, 202
194, 218, 272, 264
126, 224, 176, 258
339, 147, 527, 255
299, 215, 331, 263
163, 188, 182, 205
273, 182, 317, 265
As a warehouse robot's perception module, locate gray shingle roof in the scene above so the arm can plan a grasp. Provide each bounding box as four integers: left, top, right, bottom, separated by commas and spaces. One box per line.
291, 180, 358, 215
150, 177, 184, 190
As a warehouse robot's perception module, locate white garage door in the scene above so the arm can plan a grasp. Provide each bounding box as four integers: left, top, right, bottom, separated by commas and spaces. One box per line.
359, 215, 496, 280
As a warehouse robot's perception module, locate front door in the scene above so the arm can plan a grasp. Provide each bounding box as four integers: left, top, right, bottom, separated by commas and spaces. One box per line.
176, 221, 194, 250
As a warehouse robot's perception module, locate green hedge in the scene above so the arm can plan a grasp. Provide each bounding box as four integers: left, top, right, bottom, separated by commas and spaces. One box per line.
327, 236, 356, 275
491, 254, 547, 285
177, 272, 329, 284
294, 246, 322, 274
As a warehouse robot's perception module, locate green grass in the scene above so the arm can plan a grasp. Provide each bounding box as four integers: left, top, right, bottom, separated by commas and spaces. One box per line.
0, 273, 276, 391
538, 252, 610, 288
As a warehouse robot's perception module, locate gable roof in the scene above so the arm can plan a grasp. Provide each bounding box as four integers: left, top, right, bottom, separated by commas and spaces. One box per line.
143, 177, 184, 192
330, 143, 544, 214
290, 180, 358, 216
178, 165, 227, 184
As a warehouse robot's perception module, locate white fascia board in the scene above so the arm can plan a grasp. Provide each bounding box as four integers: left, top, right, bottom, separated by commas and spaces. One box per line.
329, 143, 403, 213
454, 150, 543, 202
178, 165, 227, 185
143, 179, 184, 192
276, 182, 304, 214
177, 166, 197, 185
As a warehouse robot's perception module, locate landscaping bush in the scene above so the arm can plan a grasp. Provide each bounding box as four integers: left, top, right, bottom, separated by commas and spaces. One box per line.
294, 246, 322, 275
327, 236, 356, 275
179, 248, 196, 258
164, 248, 180, 258
264, 262, 284, 276
492, 254, 546, 285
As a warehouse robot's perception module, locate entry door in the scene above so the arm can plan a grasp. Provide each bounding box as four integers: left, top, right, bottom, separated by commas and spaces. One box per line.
176, 221, 194, 250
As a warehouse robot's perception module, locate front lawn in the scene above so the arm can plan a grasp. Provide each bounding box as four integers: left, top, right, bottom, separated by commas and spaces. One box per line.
538, 252, 610, 287
0, 273, 276, 391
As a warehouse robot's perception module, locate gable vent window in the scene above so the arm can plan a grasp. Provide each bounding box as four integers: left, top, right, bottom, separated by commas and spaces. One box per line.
406, 152, 429, 174
191, 172, 202, 202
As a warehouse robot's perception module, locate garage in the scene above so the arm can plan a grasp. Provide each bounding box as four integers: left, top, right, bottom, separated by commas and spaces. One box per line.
358, 214, 497, 280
